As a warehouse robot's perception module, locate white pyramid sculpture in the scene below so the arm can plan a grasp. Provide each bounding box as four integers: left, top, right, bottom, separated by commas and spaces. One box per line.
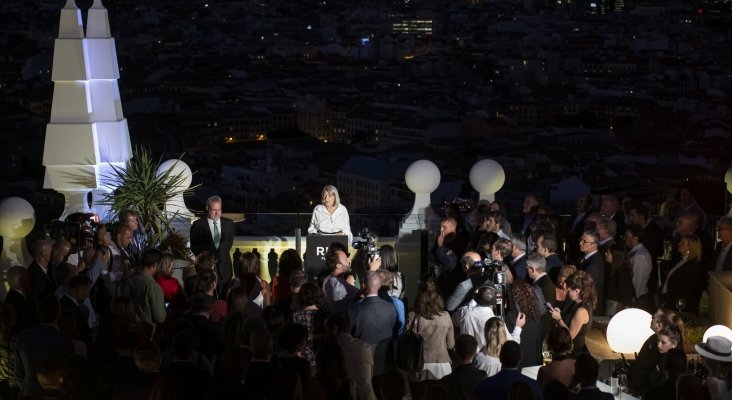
42, 0, 132, 222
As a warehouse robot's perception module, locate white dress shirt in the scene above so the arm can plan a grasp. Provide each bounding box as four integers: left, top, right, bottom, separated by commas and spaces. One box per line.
452, 299, 522, 351
308, 204, 353, 244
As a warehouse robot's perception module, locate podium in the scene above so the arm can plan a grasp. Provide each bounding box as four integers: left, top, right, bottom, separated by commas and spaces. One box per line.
305, 234, 348, 282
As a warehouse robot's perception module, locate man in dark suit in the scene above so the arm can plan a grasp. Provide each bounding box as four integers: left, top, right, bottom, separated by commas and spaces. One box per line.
536, 233, 564, 285
14, 296, 74, 397
4, 266, 38, 330
472, 341, 542, 400
571, 353, 614, 400
713, 217, 732, 272
579, 230, 605, 314
190, 195, 236, 285
567, 194, 593, 261
59, 275, 93, 343
509, 234, 529, 282
527, 253, 557, 340
27, 239, 56, 306
438, 334, 486, 400
348, 271, 397, 386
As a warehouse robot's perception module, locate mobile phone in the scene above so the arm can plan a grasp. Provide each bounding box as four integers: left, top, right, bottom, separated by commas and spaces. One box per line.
546, 302, 553, 310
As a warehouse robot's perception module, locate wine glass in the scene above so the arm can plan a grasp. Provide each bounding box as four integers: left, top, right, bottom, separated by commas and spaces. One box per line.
618, 373, 628, 396
676, 298, 686, 313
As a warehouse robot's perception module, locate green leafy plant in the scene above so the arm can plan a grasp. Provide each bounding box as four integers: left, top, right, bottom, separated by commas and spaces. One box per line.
98, 147, 198, 259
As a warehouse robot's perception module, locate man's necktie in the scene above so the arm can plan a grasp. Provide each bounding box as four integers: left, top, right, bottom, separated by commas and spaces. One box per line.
213, 220, 220, 249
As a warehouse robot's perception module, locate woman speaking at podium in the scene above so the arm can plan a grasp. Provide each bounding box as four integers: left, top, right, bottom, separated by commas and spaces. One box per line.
308, 185, 353, 245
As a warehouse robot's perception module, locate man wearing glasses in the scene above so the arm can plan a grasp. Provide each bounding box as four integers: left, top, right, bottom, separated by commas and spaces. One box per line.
579, 230, 605, 314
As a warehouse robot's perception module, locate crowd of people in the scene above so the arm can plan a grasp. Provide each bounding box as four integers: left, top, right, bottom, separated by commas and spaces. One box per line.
0, 185, 730, 400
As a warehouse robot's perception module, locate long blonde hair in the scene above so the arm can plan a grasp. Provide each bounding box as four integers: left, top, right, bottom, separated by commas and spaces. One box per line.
483, 317, 507, 357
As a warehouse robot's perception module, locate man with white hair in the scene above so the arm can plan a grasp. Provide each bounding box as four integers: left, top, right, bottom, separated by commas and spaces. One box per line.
508, 235, 528, 282
601, 194, 625, 242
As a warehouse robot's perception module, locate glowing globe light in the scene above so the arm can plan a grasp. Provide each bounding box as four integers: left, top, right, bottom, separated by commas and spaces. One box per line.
469, 159, 505, 202
703, 325, 732, 344
405, 160, 440, 195
607, 308, 654, 354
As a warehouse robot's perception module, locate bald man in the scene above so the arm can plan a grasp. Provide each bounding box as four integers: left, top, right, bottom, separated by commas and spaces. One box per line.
446, 252, 486, 312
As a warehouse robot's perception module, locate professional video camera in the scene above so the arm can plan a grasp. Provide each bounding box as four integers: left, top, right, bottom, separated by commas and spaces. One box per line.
47, 212, 100, 252
473, 258, 509, 319
352, 228, 379, 258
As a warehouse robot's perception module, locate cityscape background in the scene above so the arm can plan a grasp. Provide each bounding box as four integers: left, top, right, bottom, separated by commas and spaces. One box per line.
1, 0, 731, 236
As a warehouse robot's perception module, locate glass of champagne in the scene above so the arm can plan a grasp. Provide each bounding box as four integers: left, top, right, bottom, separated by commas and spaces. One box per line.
676, 298, 686, 313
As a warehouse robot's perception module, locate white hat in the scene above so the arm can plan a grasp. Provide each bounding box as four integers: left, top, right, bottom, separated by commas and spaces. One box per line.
695, 336, 732, 362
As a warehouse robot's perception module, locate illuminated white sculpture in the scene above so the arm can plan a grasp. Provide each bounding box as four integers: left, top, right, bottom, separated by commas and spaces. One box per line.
607, 308, 655, 354
0, 198, 35, 285
402, 160, 441, 230
703, 325, 732, 343
157, 159, 194, 220
42, 0, 132, 222
469, 159, 505, 203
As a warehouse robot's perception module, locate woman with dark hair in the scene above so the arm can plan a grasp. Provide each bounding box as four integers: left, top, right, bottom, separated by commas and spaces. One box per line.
379, 245, 405, 299
191, 269, 228, 322
549, 270, 597, 357
660, 234, 704, 314
604, 243, 635, 316
235, 252, 270, 316
628, 308, 684, 396
272, 249, 303, 302
407, 277, 454, 399
184, 251, 217, 298
506, 280, 542, 367
307, 341, 355, 400
291, 282, 326, 371
537, 326, 575, 388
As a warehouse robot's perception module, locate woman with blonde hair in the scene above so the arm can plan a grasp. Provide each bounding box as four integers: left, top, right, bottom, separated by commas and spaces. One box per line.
307, 185, 353, 244
660, 234, 704, 314
474, 317, 508, 377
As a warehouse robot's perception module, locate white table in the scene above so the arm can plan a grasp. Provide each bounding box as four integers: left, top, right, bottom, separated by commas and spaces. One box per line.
521, 365, 640, 400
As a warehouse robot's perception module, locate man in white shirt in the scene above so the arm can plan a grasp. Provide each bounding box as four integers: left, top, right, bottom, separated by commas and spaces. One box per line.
625, 225, 652, 311
452, 285, 524, 350
322, 248, 359, 314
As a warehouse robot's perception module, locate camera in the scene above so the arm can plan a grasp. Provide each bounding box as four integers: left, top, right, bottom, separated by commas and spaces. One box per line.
473, 259, 507, 284
47, 212, 100, 252
352, 228, 379, 258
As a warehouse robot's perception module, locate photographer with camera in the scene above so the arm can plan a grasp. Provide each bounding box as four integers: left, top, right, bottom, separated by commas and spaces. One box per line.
446, 252, 487, 312
452, 285, 525, 352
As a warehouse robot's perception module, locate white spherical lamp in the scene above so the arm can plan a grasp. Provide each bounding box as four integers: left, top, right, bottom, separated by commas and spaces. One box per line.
607, 308, 654, 354
405, 160, 440, 194
0, 197, 35, 239
703, 325, 732, 344
157, 159, 194, 219
158, 159, 193, 189
0, 197, 35, 272
469, 159, 505, 202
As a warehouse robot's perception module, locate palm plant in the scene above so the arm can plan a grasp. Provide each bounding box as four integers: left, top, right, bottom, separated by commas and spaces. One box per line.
99, 147, 198, 258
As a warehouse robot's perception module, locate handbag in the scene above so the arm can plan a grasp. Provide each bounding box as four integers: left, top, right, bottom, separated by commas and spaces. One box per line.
396, 314, 424, 372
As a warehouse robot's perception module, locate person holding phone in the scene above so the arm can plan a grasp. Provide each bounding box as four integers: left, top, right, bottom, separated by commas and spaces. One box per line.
548, 270, 597, 357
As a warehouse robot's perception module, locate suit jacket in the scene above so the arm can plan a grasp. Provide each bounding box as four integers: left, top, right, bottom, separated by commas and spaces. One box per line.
567, 212, 590, 261
612, 212, 626, 242
571, 386, 614, 400
660, 259, 704, 314
28, 261, 56, 304
580, 252, 605, 313
438, 363, 486, 400
407, 311, 454, 363
348, 296, 397, 376
59, 295, 92, 343
15, 324, 74, 396
510, 253, 529, 282
714, 242, 732, 272
535, 274, 557, 339
334, 333, 377, 400
472, 368, 542, 400
4, 289, 38, 330
643, 220, 664, 261
190, 217, 235, 283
